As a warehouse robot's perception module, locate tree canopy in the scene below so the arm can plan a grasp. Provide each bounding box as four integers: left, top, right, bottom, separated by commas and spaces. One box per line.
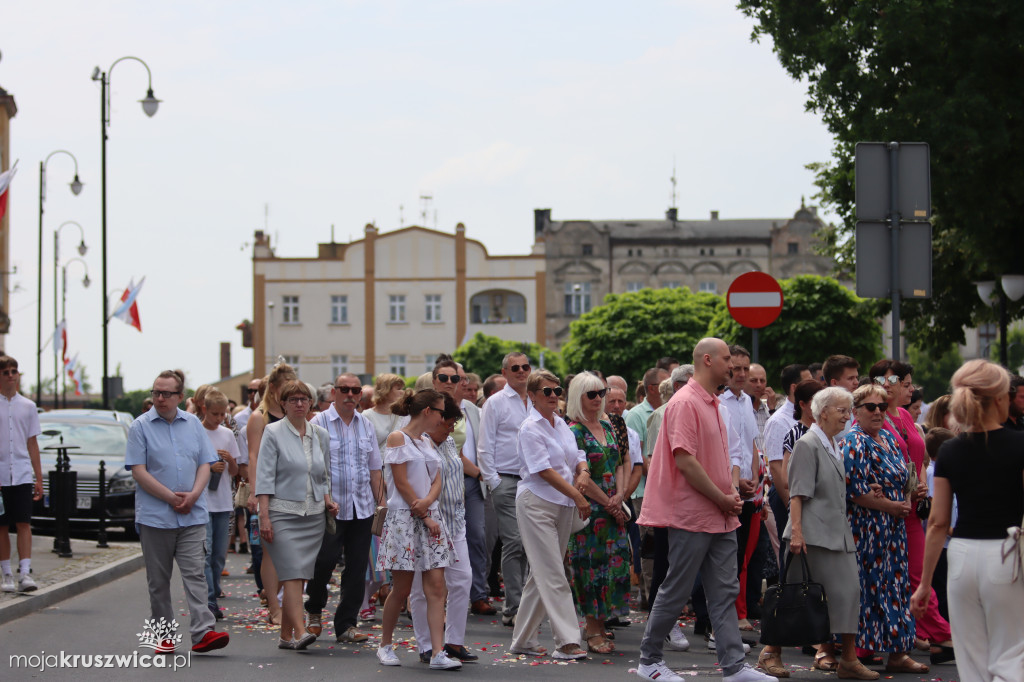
453, 332, 565, 380
561, 287, 724, 383
707, 275, 883, 384
737, 0, 1024, 353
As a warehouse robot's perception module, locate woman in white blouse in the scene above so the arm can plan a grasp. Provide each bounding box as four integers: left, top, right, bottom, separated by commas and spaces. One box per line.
375, 389, 460, 671
509, 369, 591, 660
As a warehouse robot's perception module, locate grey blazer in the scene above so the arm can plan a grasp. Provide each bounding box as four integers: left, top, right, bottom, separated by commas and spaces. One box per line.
783, 429, 855, 553
255, 419, 331, 503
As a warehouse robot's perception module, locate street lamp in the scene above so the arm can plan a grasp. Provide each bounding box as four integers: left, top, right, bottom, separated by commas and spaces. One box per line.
53, 221, 87, 409
59, 258, 90, 407
37, 151, 83, 405
974, 276, 1024, 367
91, 57, 161, 409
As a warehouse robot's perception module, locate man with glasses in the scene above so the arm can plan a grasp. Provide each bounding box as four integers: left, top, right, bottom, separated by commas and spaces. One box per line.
478, 352, 532, 626
305, 373, 384, 643
126, 370, 229, 654
0, 356, 42, 593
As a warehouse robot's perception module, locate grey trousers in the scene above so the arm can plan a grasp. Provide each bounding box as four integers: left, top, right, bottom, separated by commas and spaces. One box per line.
490, 474, 528, 616
464, 476, 489, 602
640, 528, 744, 677
140, 523, 215, 645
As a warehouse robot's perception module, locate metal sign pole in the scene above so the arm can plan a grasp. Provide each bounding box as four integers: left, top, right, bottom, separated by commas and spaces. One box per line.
889, 142, 901, 361
752, 328, 759, 365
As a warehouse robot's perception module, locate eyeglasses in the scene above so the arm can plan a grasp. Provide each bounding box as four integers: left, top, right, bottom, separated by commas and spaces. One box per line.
334, 386, 362, 395
586, 388, 609, 400
246, 388, 261, 395
0, 369, 20, 377
436, 374, 462, 384
150, 390, 180, 399
507, 363, 531, 373
286, 396, 311, 405
873, 375, 900, 386
833, 406, 851, 416
856, 402, 888, 412
540, 386, 563, 397
427, 405, 445, 414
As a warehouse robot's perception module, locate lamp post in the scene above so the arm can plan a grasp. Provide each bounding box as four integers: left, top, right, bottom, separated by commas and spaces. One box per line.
59, 258, 90, 407
37, 151, 83, 405
91, 57, 161, 409
974, 276, 1024, 367
53, 222, 87, 409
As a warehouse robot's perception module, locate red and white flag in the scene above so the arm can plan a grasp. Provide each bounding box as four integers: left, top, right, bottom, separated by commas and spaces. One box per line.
0, 162, 18, 224
111, 277, 144, 332
54, 319, 67, 363
65, 353, 83, 396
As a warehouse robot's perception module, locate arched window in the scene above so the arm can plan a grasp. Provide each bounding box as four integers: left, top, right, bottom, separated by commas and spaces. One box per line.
470, 290, 527, 324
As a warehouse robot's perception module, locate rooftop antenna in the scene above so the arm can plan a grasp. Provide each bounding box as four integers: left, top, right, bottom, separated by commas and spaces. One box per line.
399, 203, 404, 226
330, 223, 335, 243
670, 156, 678, 210
419, 194, 433, 226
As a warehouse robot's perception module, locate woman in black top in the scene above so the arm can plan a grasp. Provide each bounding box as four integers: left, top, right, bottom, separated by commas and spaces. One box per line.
911, 359, 1024, 681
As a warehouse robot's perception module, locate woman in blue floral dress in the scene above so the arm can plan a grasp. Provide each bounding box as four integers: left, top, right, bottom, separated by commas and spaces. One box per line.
842, 384, 929, 674
565, 373, 630, 655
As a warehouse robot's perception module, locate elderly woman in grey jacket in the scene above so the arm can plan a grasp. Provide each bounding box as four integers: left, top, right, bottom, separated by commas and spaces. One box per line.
256, 380, 339, 651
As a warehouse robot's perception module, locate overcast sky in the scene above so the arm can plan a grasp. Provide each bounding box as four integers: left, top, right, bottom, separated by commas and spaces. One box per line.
1, 0, 834, 394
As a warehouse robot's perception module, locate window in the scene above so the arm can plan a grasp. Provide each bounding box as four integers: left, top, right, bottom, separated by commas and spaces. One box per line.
282, 296, 299, 324
978, 323, 997, 357
470, 290, 526, 324
736, 248, 742, 256
626, 281, 644, 293
564, 282, 592, 316
330, 295, 348, 324
788, 242, 799, 255
627, 249, 633, 257
582, 244, 594, 256
663, 281, 682, 289
425, 294, 442, 322
709, 248, 715, 256
281, 355, 300, 375
699, 248, 705, 256
331, 354, 348, 378
389, 354, 407, 376
389, 295, 406, 323
698, 281, 717, 293
637, 248, 643, 256
425, 354, 438, 371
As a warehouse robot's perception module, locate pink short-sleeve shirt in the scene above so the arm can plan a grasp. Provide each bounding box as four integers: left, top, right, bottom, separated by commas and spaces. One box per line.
637, 379, 740, 534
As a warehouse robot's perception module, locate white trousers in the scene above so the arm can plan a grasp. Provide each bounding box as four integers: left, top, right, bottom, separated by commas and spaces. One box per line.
411, 534, 472, 651
946, 538, 1024, 682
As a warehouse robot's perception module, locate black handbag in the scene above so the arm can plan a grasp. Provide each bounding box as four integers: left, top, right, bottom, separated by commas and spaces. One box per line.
759, 550, 831, 647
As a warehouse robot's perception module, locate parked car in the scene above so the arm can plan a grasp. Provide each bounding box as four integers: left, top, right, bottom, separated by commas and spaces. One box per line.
32, 409, 137, 536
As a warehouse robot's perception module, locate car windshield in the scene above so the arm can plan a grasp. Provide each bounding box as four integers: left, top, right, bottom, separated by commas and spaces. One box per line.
37, 422, 127, 457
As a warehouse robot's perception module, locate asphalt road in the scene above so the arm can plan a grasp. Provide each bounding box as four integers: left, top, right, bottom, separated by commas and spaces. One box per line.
0, 550, 953, 681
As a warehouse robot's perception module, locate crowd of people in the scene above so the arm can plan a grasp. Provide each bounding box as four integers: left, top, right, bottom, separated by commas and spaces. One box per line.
0, 341, 1022, 681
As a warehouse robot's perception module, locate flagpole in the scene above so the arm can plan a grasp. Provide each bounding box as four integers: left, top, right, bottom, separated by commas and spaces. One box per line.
54, 222, 86, 411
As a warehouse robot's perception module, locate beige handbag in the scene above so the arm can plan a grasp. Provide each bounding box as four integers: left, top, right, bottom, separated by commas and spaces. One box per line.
233, 480, 250, 509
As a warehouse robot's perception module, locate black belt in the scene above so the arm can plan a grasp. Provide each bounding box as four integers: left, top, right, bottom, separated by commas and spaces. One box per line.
498, 473, 521, 479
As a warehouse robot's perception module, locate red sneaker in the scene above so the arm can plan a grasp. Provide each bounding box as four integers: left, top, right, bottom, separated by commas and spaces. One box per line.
155, 639, 176, 655
192, 630, 229, 653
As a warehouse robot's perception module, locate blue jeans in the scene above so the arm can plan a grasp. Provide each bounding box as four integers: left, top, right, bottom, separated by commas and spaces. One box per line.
205, 511, 231, 608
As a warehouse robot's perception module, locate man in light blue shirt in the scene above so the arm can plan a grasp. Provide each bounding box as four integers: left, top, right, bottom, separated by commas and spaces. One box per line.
126, 370, 228, 654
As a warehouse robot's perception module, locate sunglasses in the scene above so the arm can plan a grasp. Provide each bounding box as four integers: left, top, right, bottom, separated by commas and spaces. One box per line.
427, 405, 445, 414
873, 375, 900, 386
586, 388, 609, 400
507, 363, 531, 373
334, 386, 362, 395
436, 374, 462, 384
539, 386, 563, 397
857, 402, 888, 412
0, 369, 20, 377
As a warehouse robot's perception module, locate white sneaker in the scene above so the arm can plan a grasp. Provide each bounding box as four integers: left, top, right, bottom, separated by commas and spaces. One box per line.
723, 663, 779, 682
376, 644, 401, 666
429, 651, 463, 670
0, 573, 14, 593
664, 624, 690, 651
705, 633, 750, 654
637, 661, 683, 681
17, 574, 37, 593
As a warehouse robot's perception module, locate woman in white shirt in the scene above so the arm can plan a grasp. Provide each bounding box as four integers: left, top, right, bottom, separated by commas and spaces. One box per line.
509, 369, 591, 661
375, 389, 460, 670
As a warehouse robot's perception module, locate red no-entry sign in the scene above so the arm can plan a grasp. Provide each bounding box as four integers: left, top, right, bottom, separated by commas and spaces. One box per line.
727, 272, 784, 329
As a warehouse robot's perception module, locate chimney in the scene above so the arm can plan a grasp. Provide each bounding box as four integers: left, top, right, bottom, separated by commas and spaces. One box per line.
534, 208, 552, 237
710, 210, 719, 220
666, 207, 678, 222
220, 342, 230, 380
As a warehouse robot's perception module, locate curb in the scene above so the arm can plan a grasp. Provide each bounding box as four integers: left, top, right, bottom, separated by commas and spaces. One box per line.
0, 551, 145, 626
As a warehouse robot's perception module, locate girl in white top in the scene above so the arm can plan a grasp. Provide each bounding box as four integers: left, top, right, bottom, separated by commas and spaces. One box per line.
375, 389, 459, 671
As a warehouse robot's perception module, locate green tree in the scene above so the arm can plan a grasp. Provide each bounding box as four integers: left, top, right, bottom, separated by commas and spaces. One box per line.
112, 389, 159, 418
737, 0, 1024, 355
908, 343, 963, 401
561, 287, 724, 383
707, 275, 883, 386
453, 332, 565, 379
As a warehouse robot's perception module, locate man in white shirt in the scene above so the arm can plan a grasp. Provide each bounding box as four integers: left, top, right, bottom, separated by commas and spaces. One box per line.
762, 363, 811, 556
0, 356, 42, 593
477, 352, 532, 625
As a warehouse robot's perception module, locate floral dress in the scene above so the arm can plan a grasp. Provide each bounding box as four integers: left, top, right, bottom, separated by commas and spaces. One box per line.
567, 420, 631, 621
841, 424, 915, 653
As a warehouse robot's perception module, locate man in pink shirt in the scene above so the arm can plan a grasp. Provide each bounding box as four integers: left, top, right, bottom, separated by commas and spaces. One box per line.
636, 338, 776, 682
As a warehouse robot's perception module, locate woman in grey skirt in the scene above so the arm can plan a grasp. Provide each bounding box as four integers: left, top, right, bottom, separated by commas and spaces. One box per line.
256, 380, 338, 651
764, 386, 879, 681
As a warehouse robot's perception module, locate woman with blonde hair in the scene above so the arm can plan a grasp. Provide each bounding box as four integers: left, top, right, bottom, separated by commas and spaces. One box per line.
923, 395, 957, 433
912, 359, 1024, 681
246, 362, 298, 626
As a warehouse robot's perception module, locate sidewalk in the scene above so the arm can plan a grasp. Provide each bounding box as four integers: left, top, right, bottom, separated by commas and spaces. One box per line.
0, 531, 143, 625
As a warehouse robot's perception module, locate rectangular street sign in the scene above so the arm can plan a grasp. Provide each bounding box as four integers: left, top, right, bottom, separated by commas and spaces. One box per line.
855, 221, 932, 299
855, 142, 932, 221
